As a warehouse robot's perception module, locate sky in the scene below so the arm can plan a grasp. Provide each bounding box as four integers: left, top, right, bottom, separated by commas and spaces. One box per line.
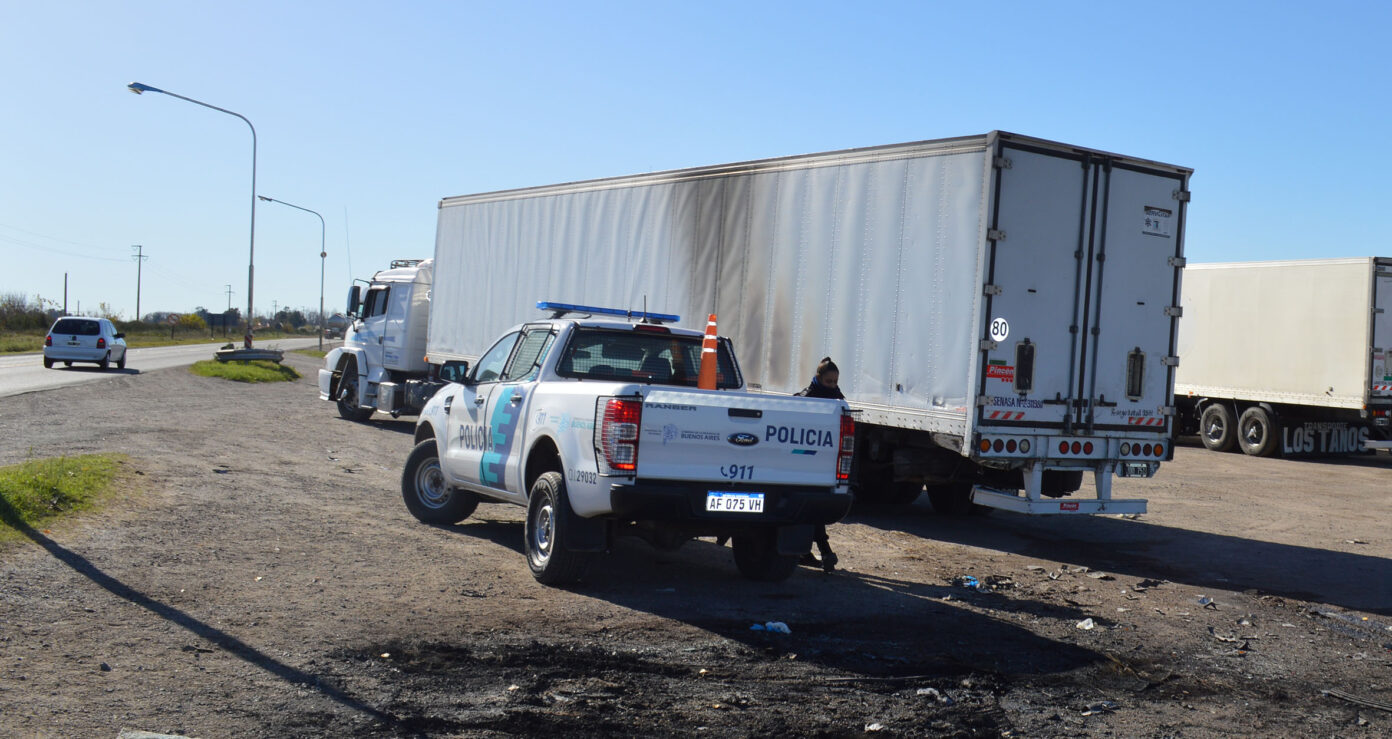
2, 1, 1387, 321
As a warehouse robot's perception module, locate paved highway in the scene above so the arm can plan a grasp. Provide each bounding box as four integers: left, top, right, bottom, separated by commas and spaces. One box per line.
0, 338, 323, 399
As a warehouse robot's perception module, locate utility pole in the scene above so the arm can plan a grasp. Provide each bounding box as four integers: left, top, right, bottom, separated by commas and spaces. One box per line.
131, 245, 148, 322
225, 284, 233, 311
272, 299, 278, 320
64, 273, 68, 315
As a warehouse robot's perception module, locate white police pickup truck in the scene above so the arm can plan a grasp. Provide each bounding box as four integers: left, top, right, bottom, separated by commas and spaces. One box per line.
402, 303, 856, 585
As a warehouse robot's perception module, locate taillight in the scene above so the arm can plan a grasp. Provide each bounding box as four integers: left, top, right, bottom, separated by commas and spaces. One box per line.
837, 414, 856, 482
597, 397, 642, 474
45, 335, 52, 346
97, 337, 106, 349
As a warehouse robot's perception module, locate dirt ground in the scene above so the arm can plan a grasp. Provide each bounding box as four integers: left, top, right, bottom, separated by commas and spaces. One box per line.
1, 352, 1389, 737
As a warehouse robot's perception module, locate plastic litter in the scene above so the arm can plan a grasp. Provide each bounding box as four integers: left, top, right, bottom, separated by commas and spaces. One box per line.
751, 621, 791, 634
916, 687, 955, 705
956, 575, 981, 589
1198, 596, 1218, 609
1076, 618, 1096, 630
864, 723, 885, 732
1082, 700, 1118, 716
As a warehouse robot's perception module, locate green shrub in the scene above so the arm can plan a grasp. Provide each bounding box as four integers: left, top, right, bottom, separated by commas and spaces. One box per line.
189, 359, 301, 383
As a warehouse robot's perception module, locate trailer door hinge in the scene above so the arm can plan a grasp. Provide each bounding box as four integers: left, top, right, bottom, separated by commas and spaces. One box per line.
1161, 356, 1180, 367
979, 339, 999, 352
993, 156, 1012, 170
1169, 255, 1187, 267
976, 395, 991, 407
987, 229, 1007, 242
1163, 305, 1183, 317
1173, 189, 1191, 202
983, 284, 1003, 296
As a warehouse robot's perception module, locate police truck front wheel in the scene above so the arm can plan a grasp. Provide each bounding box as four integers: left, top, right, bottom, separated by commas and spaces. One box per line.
731, 527, 800, 582
525, 471, 592, 585
401, 440, 478, 524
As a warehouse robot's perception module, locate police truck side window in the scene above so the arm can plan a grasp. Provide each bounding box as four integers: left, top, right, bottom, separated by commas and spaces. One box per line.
501, 329, 555, 382
472, 331, 520, 383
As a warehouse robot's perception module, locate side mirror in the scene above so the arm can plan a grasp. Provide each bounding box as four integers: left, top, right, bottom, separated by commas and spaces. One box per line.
113, 332, 125, 339
440, 360, 470, 384
346, 285, 362, 317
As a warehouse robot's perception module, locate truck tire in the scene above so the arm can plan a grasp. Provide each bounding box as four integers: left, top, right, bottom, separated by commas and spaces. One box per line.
1238, 406, 1280, 457
731, 527, 800, 582
926, 482, 991, 516
401, 440, 479, 524
1199, 403, 1237, 452
525, 471, 592, 585
336, 362, 375, 422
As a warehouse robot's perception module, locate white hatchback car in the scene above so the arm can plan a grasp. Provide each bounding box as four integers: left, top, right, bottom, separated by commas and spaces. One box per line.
44, 317, 128, 370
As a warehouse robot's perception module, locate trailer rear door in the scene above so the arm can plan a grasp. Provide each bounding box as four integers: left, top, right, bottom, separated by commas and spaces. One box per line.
1372, 259, 1392, 398
979, 141, 1187, 433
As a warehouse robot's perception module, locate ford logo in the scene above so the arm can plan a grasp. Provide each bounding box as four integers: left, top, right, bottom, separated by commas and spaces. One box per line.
727, 433, 759, 447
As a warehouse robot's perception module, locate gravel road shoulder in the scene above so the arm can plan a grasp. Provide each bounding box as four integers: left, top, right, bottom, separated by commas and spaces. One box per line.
1, 354, 1389, 736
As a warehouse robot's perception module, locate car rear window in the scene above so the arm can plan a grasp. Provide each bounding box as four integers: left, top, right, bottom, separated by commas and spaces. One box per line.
52, 319, 100, 336
556, 328, 740, 389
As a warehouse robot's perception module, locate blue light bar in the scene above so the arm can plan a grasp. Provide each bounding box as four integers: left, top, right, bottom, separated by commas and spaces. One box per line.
536, 301, 680, 324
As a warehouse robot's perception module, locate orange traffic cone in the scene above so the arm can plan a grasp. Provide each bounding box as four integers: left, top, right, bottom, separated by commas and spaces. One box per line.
697, 313, 718, 390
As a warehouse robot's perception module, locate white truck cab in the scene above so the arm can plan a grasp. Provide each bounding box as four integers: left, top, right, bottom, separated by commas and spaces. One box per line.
402, 303, 856, 585
319, 259, 434, 420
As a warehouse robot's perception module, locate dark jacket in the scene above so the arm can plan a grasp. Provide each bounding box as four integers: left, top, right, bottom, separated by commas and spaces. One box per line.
796, 377, 844, 400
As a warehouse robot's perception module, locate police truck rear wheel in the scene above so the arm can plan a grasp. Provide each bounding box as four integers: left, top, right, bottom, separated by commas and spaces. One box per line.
401, 439, 478, 524
1238, 406, 1280, 457
525, 471, 591, 585
1199, 404, 1237, 452
731, 527, 800, 582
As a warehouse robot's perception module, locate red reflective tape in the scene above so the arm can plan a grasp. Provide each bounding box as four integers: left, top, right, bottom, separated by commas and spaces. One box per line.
1060, 501, 1080, 511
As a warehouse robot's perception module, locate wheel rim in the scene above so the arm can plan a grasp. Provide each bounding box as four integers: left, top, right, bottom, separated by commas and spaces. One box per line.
1243, 420, 1264, 446
1203, 415, 1226, 443
339, 371, 358, 403
413, 458, 449, 509
530, 497, 556, 565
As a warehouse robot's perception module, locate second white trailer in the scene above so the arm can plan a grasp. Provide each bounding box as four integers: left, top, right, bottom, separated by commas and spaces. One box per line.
428, 132, 1192, 514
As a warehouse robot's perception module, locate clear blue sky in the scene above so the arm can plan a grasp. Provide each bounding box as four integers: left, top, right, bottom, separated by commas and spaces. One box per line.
2, 1, 1386, 320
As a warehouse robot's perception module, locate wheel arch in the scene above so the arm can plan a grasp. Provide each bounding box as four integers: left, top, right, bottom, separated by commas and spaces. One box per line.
414, 421, 436, 445
524, 435, 564, 495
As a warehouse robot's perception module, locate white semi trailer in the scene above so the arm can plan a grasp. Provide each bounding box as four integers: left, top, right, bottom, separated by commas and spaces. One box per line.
326, 131, 1193, 515
1174, 258, 1392, 456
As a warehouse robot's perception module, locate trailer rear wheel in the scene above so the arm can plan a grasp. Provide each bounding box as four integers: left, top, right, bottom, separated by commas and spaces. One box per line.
1238, 406, 1280, 457
926, 483, 992, 516
1199, 404, 1237, 452
731, 528, 800, 582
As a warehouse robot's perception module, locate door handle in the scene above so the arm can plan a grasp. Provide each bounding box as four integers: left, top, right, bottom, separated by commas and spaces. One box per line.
510, 394, 524, 404
474, 396, 486, 406
378, 336, 383, 344
443, 396, 453, 414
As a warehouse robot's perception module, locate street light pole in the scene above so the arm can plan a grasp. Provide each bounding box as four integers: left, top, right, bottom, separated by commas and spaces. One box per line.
258, 195, 326, 350
127, 82, 258, 347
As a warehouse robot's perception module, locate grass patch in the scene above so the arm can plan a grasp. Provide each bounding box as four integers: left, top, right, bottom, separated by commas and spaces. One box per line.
292, 348, 328, 358
190, 359, 301, 383
0, 454, 130, 544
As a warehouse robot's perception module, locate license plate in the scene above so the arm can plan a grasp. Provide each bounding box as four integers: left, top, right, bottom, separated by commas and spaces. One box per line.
705, 491, 765, 513
1118, 462, 1154, 478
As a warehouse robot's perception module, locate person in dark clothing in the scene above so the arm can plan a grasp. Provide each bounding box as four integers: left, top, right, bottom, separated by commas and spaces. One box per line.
796, 357, 844, 572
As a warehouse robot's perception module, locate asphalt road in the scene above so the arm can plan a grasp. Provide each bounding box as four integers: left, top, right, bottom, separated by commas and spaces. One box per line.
0, 338, 324, 399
